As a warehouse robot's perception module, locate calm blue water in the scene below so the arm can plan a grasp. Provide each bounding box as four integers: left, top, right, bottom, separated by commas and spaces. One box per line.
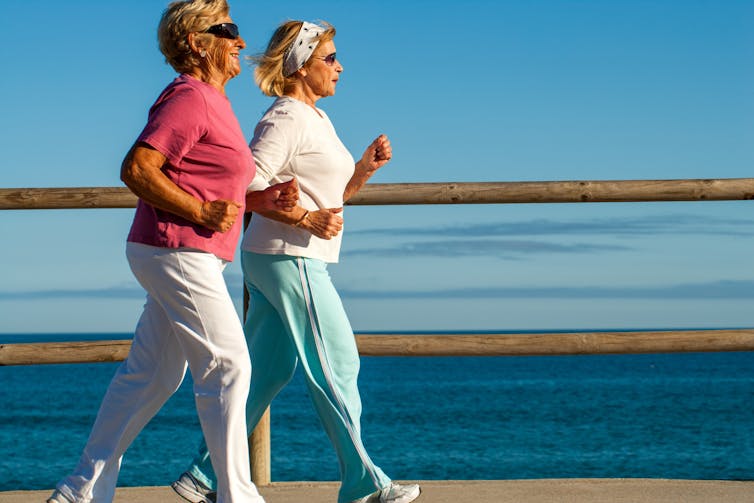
2, 332, 754, 491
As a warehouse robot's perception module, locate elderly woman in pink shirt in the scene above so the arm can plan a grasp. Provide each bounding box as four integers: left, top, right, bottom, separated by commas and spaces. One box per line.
47, 2, 296, 503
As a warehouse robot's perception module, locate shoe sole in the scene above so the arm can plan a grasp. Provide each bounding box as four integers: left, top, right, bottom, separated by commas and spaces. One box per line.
171, 479, 213, 503
391, 485, 421, 503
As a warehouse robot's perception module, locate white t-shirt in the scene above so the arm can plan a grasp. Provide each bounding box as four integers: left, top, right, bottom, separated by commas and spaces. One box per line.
241, 97, 355, 263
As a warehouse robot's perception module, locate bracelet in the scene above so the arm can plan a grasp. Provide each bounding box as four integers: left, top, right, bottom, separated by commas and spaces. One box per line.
293, 210, 309, 227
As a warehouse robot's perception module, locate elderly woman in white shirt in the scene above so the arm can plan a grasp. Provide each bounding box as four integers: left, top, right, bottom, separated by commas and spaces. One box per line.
172, 19, 421, 503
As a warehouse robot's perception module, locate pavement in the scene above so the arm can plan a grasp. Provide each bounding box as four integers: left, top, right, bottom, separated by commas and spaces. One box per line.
2, 479, 754, 503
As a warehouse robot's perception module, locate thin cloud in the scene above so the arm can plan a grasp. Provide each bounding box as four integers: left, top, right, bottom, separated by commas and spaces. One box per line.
0, 277, 244, 301
0, 286, 144, 300
349, 214, 754, 239
2, 279, 752, 301
343, 239, 631, 259
339, 280, 754, 300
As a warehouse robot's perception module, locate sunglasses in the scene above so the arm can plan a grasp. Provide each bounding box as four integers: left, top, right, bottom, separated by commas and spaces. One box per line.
205, 23, 240, 39
312, 52, 337, 66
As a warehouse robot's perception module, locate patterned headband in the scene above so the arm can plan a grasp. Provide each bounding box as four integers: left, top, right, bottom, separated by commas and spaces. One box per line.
282, 21, 324, 77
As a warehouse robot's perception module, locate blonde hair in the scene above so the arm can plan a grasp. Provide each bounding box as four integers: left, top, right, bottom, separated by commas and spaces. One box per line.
158, 0, 230, 73
251, 20, 336, 97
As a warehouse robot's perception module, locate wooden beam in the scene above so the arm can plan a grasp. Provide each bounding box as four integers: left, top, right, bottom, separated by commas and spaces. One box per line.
3, 178, 754, 210
0, 187, 137, 209
354, 329, 754, 356
3, 330, 754, 366
0, 340, 132, 365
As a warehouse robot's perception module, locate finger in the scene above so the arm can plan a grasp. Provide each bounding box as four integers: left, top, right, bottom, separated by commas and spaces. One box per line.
330, 207, 344, 214
274, 180, 292, 191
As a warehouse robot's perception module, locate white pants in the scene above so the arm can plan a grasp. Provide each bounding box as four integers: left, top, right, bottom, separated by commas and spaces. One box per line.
55, 243, 264, 503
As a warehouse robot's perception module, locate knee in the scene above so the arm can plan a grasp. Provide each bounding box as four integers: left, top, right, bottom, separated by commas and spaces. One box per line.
193, 352, 251, 397
257, 360, 295, 390
219, 352, 252, 390
217, 352, 251, 392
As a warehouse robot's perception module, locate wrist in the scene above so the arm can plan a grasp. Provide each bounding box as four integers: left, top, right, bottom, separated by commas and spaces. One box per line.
194, 200, 207, 225
293, 209, 309, 227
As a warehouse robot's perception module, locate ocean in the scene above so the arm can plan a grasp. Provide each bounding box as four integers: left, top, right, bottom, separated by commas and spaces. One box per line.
2, 332, 754, 491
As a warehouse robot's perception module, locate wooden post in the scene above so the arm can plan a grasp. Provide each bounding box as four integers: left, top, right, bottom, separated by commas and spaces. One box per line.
243, 212, 272, 486
249, 408, 271, 486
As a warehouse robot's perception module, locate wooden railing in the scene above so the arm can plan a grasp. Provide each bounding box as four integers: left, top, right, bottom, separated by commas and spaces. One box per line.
2, 179, 754, 485
3, 178, 754, 209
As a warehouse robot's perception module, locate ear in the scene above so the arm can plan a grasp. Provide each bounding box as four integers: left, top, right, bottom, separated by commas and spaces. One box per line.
187, 32, 205, 55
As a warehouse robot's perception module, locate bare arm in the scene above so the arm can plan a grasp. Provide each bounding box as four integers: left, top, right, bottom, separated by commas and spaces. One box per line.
120, 142, 241, 233
253, 205, 344, 240
343, 134, 392, 202
245, 179, 299, 214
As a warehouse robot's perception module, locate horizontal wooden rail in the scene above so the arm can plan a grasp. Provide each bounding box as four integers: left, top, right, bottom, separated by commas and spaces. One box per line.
3, 178, 754, 210
3, 330, 754, 366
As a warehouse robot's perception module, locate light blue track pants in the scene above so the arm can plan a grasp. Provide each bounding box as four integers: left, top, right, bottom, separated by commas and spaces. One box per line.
187, 252, 391, 503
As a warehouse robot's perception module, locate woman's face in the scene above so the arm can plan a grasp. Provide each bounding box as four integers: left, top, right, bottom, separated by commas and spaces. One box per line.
205, 17, 246, 80
302, 39, 342, 99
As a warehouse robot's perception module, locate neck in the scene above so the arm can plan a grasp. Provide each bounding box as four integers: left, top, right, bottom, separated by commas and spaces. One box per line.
285, 81, 320, 109
186, 66, 228, 94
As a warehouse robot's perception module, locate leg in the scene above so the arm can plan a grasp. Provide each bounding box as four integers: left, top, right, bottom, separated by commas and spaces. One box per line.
247, 253, 391, 503
187, 260, 299, 490
135, 246, 264, 503
54, 283, 190, 501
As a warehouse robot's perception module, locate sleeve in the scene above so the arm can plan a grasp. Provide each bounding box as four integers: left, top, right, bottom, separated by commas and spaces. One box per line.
137, 85, 208, 167
247, 110, 299, 191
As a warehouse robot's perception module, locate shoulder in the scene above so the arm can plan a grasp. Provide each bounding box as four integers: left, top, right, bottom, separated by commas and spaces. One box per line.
263, 97, 306, 121
154, 76, 208, 112
255, 98, 304, 131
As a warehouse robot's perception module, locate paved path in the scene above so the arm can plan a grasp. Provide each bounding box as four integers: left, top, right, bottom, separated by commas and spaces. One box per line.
2, 479, 754, 503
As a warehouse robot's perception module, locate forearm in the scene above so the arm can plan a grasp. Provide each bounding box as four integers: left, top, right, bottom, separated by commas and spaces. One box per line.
252, 205, 309, 226
121, 145, 203, 224
343, 160, 375, 202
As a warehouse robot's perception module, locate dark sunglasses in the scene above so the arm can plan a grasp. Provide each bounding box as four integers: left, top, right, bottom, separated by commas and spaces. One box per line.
205, 23, 240, 39
312, 52, 337, 66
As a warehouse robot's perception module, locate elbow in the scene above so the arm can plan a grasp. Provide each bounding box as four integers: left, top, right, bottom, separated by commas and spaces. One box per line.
120, 160, 141, 193
120, 147, 138, 187
120, 145, 153, 193
120, 162, 132, 186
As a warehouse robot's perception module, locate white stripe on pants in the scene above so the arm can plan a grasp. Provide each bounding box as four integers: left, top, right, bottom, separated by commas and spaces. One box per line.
55, 243, 264, 503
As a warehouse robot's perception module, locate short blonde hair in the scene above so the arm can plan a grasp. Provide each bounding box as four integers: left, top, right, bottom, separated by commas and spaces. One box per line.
251, 20, 336, 97
158, 0, 230, 73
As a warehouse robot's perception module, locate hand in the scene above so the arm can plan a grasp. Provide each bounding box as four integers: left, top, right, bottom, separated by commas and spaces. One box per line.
300, 207, 344, 240
246, 179, 300, 213
264, 179, 299, 212
199, 199, 241, 233
271, 179, 299, 211
357, 134, 392, 174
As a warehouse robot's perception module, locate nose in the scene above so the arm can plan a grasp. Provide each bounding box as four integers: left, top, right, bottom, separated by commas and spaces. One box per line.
236, 36, 247, 50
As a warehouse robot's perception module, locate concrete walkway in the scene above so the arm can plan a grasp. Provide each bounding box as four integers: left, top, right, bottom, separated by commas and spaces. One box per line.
2, 479, 754, 503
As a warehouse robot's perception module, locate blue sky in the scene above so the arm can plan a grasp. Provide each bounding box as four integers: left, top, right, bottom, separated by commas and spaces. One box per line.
1, 0, 754, 335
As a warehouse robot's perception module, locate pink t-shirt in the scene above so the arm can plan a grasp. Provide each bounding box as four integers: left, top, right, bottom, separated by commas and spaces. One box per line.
127, 74, 255, 261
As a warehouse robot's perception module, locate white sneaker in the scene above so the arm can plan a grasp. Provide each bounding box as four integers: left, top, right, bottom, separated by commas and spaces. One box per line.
351, 482, 422, 503
47, 489, 74, 503
171, 472, 216, 503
